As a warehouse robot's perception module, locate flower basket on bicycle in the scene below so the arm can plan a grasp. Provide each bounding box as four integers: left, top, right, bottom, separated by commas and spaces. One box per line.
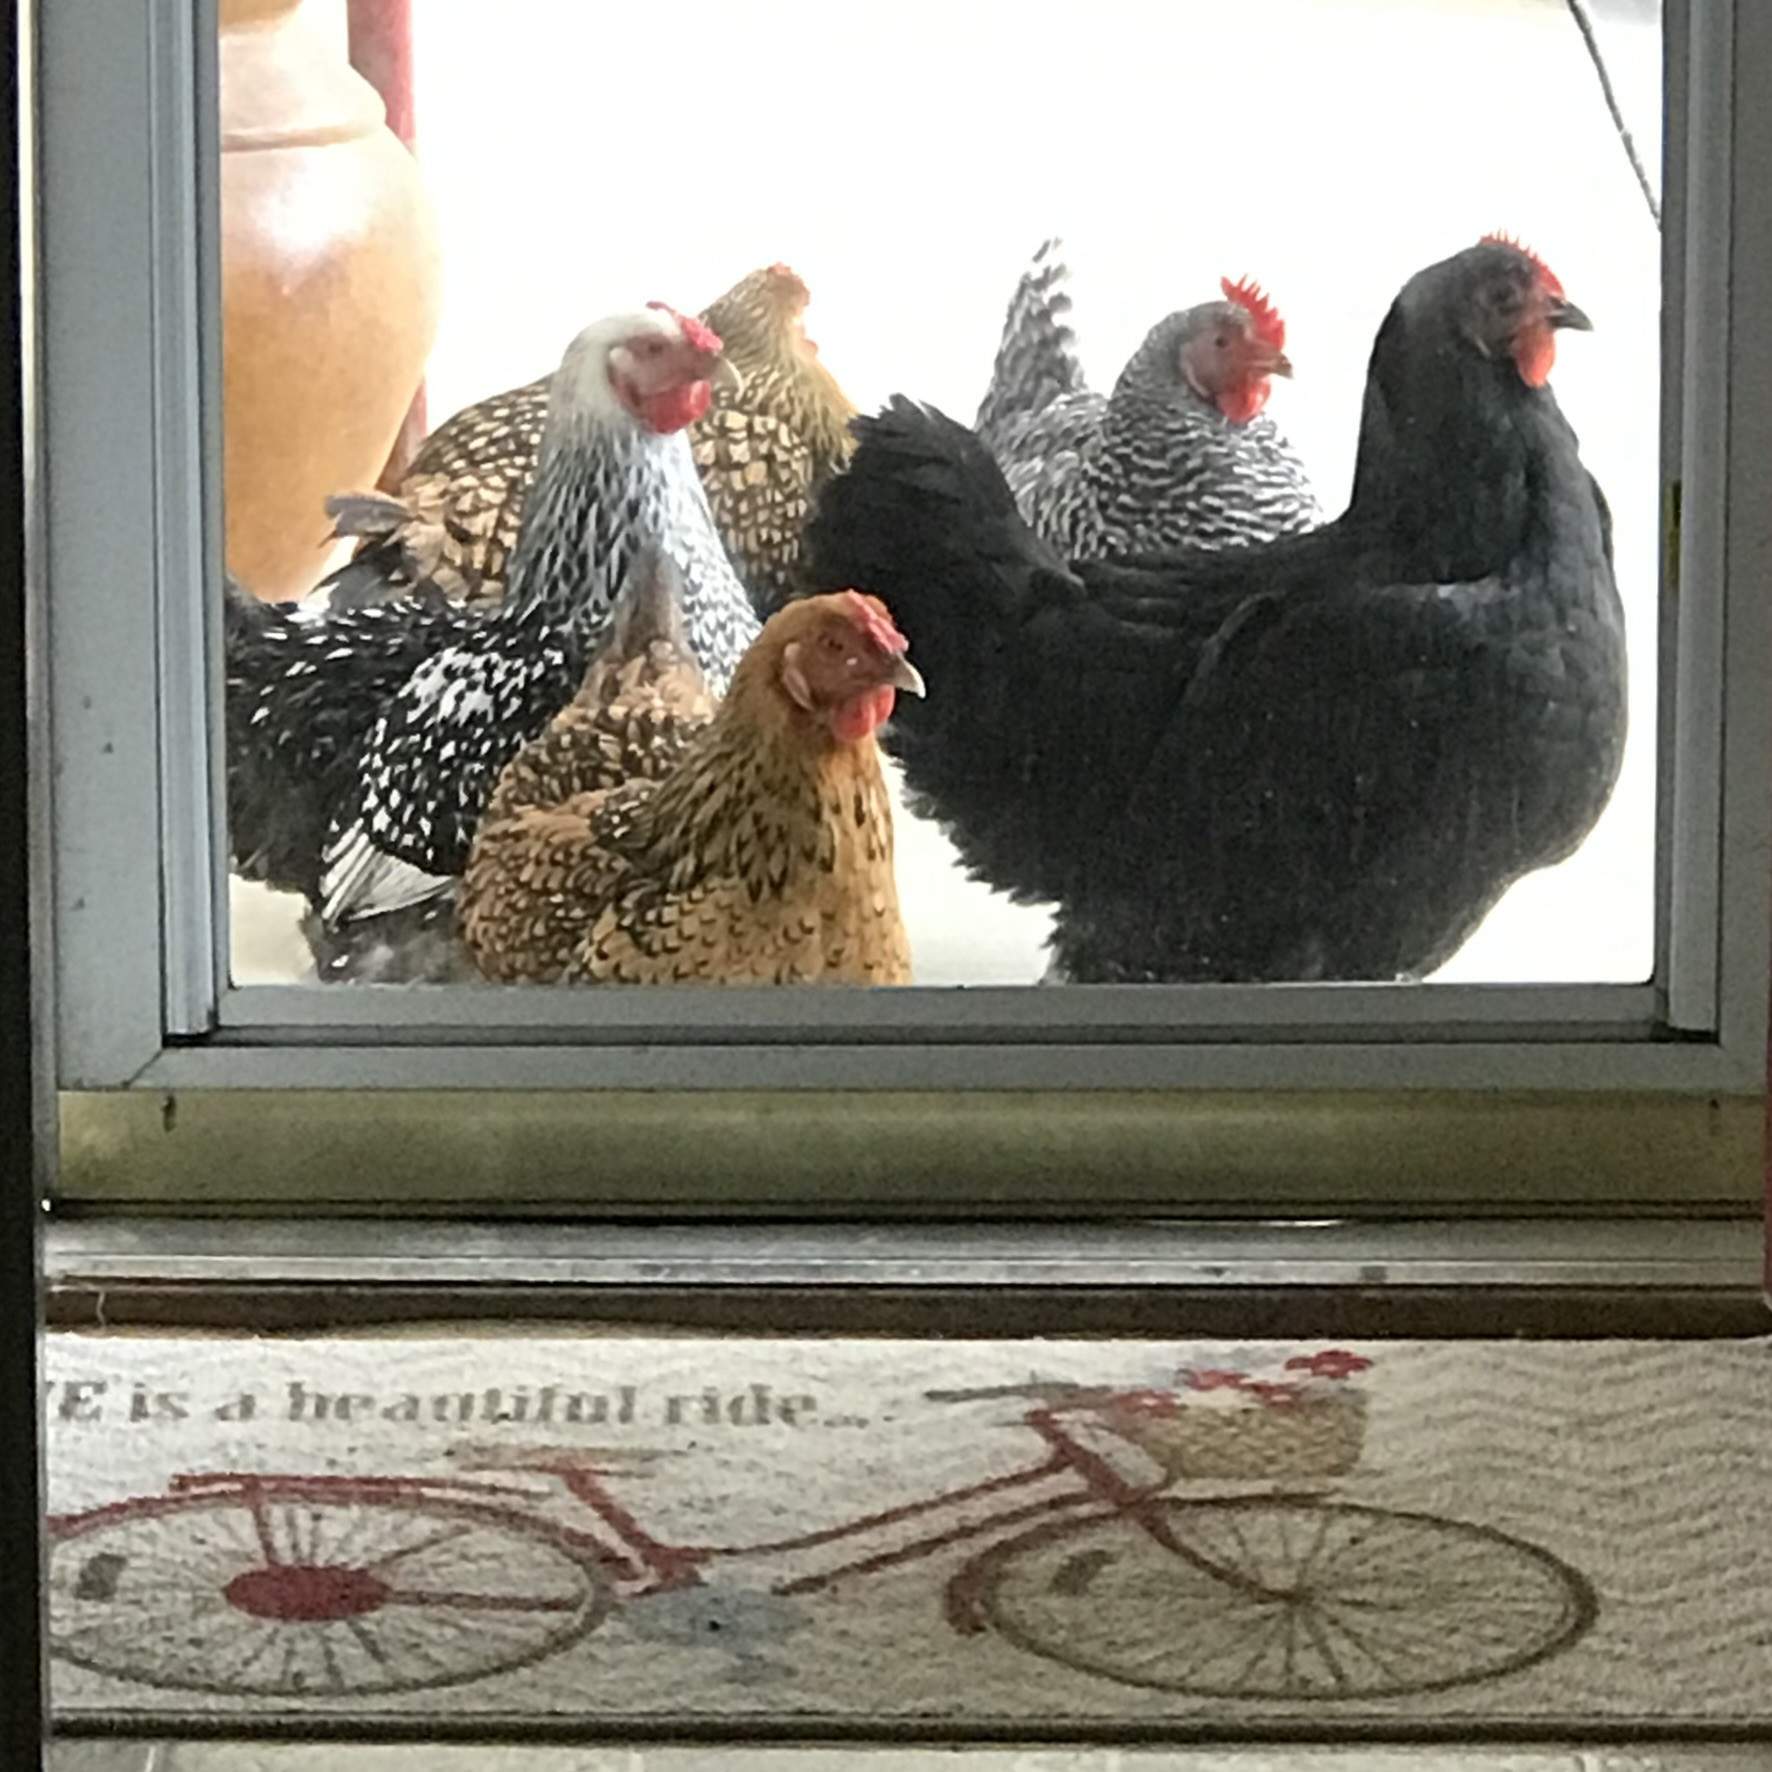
1097, 1351, 1374, 1478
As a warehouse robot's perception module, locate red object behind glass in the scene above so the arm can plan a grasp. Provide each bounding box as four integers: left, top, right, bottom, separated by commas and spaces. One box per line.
346, 0, 426, 487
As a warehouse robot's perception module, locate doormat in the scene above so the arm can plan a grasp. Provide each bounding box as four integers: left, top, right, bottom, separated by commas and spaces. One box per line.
42, 1332, 1772, 1733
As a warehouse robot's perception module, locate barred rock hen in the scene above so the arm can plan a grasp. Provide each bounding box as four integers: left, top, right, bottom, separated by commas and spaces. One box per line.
461, 591, 923, 986
226, 304, 759, 983
812, 237, 1625, 983
324, 264, 854, 620
975, 241, 1320, 559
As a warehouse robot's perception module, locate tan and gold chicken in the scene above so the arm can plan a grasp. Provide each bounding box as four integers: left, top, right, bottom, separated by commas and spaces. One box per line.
460, 589, 922, 986
478, 551, 718, 842
689, 262, 858, 614
322, 264, 856, 618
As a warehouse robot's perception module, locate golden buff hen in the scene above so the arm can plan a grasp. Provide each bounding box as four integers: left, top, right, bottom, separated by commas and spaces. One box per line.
477, 550, 718, 844
460, 589, 923, 986
322, 264, 855, 620
689, 262, 858, 615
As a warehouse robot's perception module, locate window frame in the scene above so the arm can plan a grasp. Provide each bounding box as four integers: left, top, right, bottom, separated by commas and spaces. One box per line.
30, 0, 1772, 1209
3, 0, 47, 1754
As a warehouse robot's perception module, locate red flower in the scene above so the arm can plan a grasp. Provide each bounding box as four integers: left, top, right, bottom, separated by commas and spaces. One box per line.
1180, 1368, 1248, 1392
1110, 1387, 1180, 1417
1245, 1380, 1305, 1409
1284, 1349, 1372, 1381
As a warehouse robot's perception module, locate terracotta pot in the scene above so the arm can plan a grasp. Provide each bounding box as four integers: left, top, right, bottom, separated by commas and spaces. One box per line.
220, 0, 440, 602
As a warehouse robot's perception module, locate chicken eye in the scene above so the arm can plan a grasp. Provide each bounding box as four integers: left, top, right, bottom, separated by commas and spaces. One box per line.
1214, 332, 1231, 350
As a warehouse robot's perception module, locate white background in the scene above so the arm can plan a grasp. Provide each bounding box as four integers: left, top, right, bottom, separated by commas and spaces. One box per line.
244, 0, 1662, 987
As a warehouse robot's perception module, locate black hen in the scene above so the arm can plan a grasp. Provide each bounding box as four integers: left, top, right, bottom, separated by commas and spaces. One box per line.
809, 239, 1626, 982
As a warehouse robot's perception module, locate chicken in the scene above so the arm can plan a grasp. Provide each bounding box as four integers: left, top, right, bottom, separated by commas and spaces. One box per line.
972, 237, 1084, 463
975, 240, 1320, 558
810, 236, 1625, 983
330, 376, 549, 613
479, 548, 716, 854
460, 590, 924, 986
226, 303, 760, 983
689, 262, 859, 615
322, 264, 855, 620
291, 549, 718, 987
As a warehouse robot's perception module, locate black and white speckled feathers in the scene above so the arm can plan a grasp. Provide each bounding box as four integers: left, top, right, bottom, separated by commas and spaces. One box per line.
225, 307, 759, 945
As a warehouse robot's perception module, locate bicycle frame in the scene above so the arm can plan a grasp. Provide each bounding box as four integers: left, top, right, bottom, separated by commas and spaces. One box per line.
46, 1387, 1596, 1705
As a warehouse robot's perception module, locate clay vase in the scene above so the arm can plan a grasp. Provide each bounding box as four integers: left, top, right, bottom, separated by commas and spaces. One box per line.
220, 0, 441, 602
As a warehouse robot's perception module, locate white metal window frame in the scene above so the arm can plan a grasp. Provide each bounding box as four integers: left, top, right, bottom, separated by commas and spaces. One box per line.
26, 0, 1772, 1206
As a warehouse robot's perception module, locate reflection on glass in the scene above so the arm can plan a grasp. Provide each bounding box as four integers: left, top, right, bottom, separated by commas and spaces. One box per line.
222, 0, 1661, 991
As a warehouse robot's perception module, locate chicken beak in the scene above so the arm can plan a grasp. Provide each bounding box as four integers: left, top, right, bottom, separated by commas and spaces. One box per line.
886, 656, 926, 698
1547, 295, 1593, 333
710, 354, 746, 398
1242, 340, 1291, 380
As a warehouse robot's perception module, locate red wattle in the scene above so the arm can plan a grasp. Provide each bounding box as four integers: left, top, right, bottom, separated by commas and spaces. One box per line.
1216, 379, 1271, 424
1513, 325, 1556, 389
640, 380, 712, 434
831, 687, 895, 744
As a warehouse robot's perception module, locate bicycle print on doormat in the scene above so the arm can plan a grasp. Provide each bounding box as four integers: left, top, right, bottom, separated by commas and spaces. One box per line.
40, 1333, 1772, 1730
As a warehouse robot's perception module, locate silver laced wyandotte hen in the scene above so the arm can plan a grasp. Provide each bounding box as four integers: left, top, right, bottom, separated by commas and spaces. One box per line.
811, 236, 1625, 984
225, 303, 760, 985
973, 238, 1321, 558
324, 263, 856, 621
460, 589, 923, 986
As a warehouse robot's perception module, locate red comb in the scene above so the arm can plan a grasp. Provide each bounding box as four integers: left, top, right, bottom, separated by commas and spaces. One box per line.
838, 589, 908, 656
765, 260, 811, 303
1478, 233, 1565, 299
1221, 276, 1285, 351
646, 301, 723, 356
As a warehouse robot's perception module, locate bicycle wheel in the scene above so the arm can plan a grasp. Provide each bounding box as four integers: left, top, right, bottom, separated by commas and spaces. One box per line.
49, 1480, 611, 1697
960, 1496, 1594, 1700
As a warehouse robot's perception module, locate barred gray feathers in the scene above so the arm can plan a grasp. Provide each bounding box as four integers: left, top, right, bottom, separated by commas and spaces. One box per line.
974, 238, 1086, 460
989, 271, 1322, 561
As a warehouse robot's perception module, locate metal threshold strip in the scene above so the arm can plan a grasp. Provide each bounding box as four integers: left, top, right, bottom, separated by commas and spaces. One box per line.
42, 1215, 1766, 1291
38, 1740, 1772, 1766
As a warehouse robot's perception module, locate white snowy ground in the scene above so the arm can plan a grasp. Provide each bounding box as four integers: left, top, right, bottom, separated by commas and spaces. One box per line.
236, 0, 1663, 989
